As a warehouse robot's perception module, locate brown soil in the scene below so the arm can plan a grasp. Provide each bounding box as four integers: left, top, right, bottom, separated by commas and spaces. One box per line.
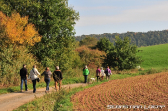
0, 83, 87, 111
71, 72, 168, 111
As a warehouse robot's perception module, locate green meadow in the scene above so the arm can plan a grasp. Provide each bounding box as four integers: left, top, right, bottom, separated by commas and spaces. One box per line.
137, 43, 168, 70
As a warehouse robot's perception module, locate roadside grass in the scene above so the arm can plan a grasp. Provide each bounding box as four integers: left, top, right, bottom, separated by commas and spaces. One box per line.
14, 73, 141, 111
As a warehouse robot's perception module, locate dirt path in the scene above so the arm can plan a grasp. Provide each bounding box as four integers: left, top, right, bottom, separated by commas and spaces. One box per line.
0, 83, 87, 111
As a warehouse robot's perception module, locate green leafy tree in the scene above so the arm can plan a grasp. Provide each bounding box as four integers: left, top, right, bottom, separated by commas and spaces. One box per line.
104, 36, 142, 70
96, 37, 114, 52
0, 0, 80, 71
34, 36, 81, 71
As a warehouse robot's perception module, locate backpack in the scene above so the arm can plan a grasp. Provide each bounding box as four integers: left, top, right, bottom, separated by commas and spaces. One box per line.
105, 70, 108, 74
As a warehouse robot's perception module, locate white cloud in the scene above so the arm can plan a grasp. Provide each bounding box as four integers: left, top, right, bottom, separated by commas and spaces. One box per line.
76, 1, 168, 27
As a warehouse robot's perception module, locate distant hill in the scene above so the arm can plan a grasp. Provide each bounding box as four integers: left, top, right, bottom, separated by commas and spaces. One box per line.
75, 30, 168, 47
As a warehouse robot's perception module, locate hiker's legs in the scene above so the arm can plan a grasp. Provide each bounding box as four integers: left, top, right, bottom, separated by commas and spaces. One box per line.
55, 81, 58, 91
32, 79, 36, 93
84, 75, 88, 83
101, 76, 104, 80
84, 75, 86, 83
106, 74, 108, 80
24, 78, 28, 91
59, 80, 62, 90
45, 78, 50, 91
97, 76, 99, 82
21, 78, 24, 91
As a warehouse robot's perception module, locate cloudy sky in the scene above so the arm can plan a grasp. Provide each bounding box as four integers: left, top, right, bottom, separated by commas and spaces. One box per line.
68, 0, 168, 36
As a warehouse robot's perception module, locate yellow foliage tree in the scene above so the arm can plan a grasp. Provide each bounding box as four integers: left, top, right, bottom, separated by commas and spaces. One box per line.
0, 11, 41, 46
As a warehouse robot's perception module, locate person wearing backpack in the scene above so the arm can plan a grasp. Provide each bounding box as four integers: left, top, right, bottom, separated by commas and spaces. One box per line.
83, 65, 89, 83
41, 67, 52, 93
53, 66, 63, 91
20, 64, 28, 92
28, 65, 40, 93
96, 66, 101, 82
105, 66, 112, 80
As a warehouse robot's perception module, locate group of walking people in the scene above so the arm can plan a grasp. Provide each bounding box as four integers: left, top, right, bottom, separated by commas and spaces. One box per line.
83, 65, 112, 83
20, 64, 111, 92
20, 64, 63, 93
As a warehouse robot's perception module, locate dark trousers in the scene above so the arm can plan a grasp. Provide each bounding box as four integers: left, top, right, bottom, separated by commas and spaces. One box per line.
21, 77, 27, 91
32, 79, 36, 93
45, 78, 50, 91
106, 74, 110, 80
84, 75, 88, 83
97, 76, 100, 82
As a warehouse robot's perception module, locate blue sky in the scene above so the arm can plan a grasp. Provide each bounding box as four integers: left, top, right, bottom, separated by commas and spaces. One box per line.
68, 0, 168, 36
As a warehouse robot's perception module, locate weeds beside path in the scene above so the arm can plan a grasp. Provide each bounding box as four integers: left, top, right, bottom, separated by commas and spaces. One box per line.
0, 83, 87, 111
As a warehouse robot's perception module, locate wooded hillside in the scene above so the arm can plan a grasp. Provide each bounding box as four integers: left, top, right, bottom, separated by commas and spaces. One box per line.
75, 30, 168, 47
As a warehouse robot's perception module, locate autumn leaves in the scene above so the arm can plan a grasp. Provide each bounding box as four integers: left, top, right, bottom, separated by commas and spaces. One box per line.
0, 11, 41, 46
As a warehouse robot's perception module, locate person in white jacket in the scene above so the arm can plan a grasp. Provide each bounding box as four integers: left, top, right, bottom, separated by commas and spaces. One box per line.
100, 67, 105, 80
28, 65, 40, 93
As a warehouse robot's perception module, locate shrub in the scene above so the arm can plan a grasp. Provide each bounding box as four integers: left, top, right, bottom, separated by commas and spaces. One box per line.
0, 45, 43, 86
75, 46, 106, 68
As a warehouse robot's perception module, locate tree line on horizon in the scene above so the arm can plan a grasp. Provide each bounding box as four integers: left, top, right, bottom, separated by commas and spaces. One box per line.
75, 30, 168, 47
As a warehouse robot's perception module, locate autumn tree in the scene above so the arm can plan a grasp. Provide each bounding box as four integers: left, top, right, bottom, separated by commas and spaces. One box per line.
0, 11, 43, 86
0, 11, 41, 46
0, 0, 80, 72
0, 0, 79, 37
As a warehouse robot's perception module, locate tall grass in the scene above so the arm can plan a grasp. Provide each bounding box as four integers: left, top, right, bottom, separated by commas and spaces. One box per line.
137, 43, 168, 70
0, 45, 44, 86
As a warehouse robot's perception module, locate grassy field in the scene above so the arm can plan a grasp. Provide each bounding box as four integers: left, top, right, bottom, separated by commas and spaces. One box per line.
137, 43, 168, 70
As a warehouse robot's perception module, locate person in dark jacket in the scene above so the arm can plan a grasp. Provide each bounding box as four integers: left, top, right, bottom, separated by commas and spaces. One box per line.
20, 64, 28, 92
53, 66, 63, 91
41, 67, 52, 93
105, 66, 112, 80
